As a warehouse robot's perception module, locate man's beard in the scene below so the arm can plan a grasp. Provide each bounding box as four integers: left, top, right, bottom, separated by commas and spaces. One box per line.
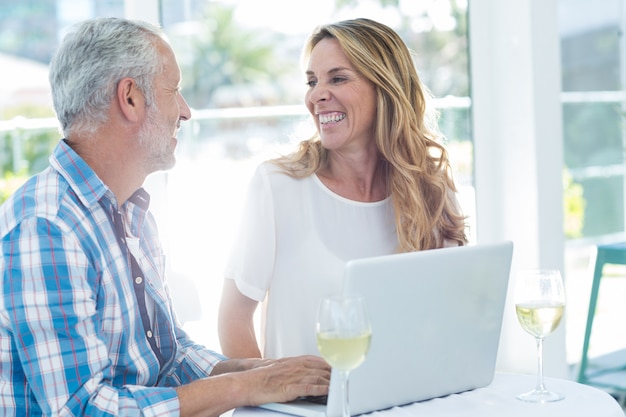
138, 104, 177, 173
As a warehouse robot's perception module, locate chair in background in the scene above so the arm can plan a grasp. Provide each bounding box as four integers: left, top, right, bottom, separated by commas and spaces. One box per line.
577, 242, 626, 403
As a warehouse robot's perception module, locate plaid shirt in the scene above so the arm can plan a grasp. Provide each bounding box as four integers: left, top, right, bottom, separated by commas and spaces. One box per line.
0, 140, 225, 416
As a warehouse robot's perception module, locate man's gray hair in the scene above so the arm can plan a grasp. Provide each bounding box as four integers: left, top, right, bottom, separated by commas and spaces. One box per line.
49, 17, 166, 137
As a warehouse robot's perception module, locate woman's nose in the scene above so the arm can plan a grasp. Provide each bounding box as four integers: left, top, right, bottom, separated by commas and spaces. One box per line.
309, 83, 330, 103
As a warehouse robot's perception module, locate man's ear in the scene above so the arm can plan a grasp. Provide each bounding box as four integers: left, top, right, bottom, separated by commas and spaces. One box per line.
117, 77, 143, 122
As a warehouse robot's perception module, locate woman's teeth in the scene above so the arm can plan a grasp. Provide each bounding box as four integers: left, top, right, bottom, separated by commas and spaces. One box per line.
319, 113, 346, 124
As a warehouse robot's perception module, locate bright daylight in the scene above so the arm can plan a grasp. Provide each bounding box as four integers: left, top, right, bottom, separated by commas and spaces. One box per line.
0, 0, 624, 416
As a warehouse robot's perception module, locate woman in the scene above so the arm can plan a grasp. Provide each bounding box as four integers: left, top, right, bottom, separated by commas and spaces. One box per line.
218, 18, 468, 359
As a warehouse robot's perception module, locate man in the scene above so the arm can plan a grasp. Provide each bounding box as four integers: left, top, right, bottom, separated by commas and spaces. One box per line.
0, 17, 329, 416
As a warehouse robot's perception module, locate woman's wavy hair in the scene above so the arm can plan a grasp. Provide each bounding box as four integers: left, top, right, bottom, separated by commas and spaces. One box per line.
272, 18, 468, 251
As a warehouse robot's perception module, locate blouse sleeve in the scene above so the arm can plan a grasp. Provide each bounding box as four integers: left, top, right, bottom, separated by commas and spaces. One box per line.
223, 163, 277, 302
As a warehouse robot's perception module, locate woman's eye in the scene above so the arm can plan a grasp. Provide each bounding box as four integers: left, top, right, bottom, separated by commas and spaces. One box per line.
306, 80, 317, 87
330, 77, 346, 84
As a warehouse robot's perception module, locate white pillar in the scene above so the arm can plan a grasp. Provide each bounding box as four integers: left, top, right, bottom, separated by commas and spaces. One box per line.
470, 0, 568, 379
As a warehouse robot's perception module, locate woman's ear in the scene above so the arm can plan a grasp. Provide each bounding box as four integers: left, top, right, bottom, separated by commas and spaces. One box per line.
117, 77, 143, 122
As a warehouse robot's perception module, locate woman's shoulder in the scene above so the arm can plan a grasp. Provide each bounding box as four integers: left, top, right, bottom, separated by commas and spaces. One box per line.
256, 160, 283, 175
256, 161, 311, 185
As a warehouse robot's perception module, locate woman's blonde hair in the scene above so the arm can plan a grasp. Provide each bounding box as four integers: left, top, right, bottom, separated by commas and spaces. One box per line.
273, 18, 468, 251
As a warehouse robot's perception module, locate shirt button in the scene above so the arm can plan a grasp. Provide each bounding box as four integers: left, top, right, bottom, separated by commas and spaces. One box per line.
147, 330, 153, 338
135, 277, 143, 285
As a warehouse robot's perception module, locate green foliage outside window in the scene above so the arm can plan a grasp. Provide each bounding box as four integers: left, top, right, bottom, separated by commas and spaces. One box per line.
0, 128, 58, 204
564, 169, 586, 239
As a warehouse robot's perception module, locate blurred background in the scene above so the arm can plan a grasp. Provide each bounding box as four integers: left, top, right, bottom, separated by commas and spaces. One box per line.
0, 0, 624, 395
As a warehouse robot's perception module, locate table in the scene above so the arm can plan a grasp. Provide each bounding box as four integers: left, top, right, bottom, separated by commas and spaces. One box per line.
234, 373, 624, 417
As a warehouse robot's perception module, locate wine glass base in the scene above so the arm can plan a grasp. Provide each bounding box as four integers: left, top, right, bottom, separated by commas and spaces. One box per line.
516, 388, 564, 403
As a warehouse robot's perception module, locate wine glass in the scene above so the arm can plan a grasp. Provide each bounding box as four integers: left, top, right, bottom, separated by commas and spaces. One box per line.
316, 295, 372, 417
514, 269, 566, 402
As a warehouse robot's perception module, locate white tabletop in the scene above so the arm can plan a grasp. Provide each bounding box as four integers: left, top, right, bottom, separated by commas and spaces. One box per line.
234, 373, 624, 417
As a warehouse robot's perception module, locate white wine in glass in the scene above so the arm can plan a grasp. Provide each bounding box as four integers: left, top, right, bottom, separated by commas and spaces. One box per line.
514, 269, 565, 402
316, 295, 371, 417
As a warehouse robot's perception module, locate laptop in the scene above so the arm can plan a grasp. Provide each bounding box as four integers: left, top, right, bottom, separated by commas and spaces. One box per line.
259, 241, 514, 417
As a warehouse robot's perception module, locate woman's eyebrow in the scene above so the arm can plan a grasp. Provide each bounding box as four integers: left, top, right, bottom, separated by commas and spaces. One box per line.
305, 66, 354, 76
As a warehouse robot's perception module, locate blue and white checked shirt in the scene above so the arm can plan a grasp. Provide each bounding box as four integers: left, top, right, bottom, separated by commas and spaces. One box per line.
0, 140, 225, 416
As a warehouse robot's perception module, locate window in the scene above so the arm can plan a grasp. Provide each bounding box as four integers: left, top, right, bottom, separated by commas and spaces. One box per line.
560, 0, 625, 240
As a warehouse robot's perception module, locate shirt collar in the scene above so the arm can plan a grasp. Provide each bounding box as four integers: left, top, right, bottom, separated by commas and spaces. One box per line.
50, 139, 150, 212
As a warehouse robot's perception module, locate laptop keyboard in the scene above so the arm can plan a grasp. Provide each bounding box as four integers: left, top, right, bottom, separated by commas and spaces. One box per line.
298, 395, 328, 405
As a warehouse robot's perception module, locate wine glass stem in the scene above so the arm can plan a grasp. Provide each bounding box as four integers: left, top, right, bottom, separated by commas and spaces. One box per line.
534, 337, 547, 392
340, 370, 351, 417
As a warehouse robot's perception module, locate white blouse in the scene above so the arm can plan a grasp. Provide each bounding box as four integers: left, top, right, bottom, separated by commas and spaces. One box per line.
224, 161, 398, 358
